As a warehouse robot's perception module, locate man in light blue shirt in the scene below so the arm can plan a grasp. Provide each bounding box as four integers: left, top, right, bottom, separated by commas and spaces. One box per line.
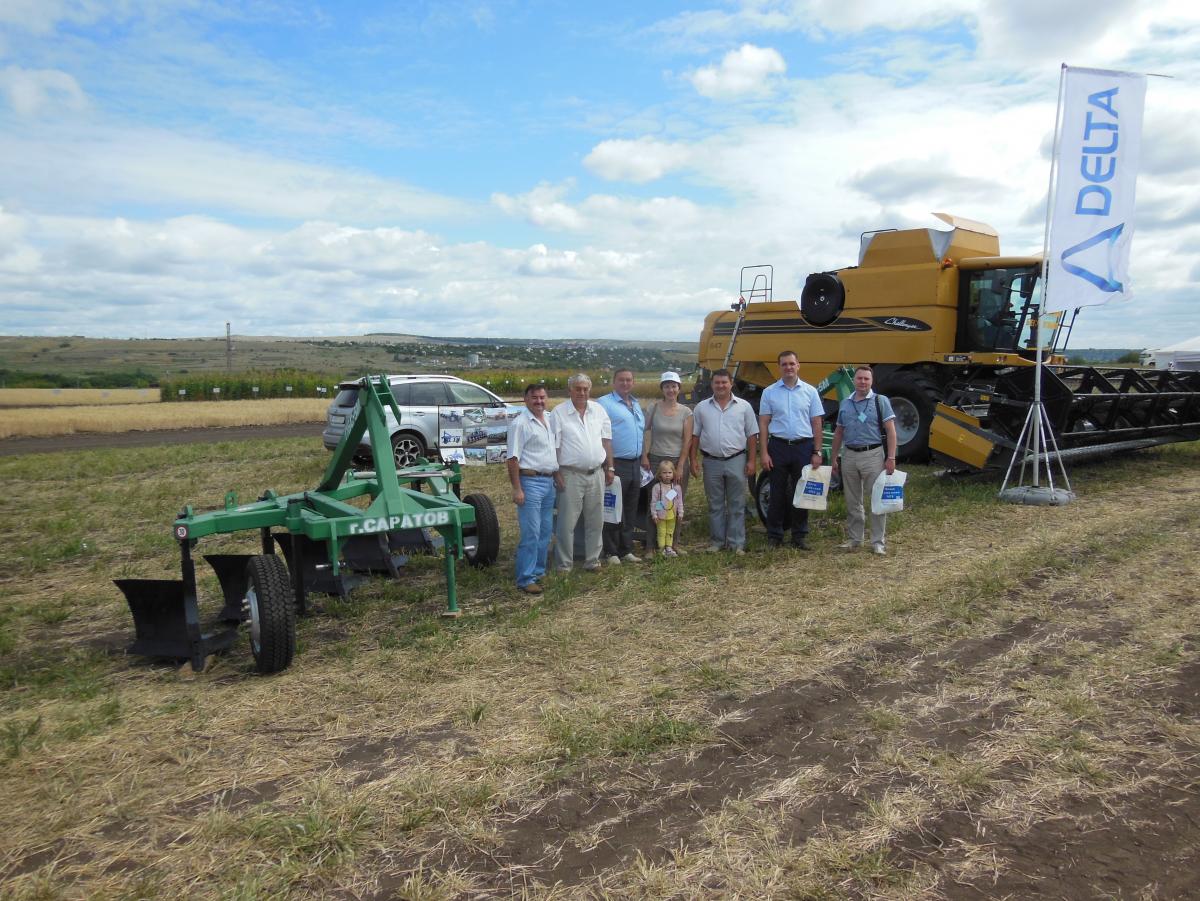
758, 350, 825, 549
597, 367, 645, 563
830, 365, 898, 556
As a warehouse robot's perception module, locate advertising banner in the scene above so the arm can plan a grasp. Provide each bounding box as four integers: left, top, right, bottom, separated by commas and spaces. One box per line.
1046, 66, 1146, 313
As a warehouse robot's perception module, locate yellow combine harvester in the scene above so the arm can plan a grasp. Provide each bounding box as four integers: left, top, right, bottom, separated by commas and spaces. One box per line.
695, 214, 1200, 469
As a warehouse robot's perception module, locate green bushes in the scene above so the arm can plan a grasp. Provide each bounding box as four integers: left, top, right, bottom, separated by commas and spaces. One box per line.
159, 370, 342, 401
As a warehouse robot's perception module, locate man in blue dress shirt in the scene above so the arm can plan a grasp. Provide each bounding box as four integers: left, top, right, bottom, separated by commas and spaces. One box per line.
597, 367, 645, 563
758, 350, 824, 549
830, 365, 898, 556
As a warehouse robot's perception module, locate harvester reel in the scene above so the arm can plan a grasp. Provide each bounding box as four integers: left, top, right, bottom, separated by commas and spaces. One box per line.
800, 272, 845, 326
245, 554, 296, 674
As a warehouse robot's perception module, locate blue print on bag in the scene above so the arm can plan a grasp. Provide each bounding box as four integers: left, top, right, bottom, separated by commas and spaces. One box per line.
882, 485, 904, 501
803, 480, 823, 496
604, 492, 618, 509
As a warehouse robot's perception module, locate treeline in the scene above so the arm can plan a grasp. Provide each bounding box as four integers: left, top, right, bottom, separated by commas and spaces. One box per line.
0, 368, 158, 389
159, 370, 343, 401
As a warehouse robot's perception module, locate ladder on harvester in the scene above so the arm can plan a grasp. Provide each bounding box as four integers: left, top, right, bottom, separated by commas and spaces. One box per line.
723, 265, 773, 382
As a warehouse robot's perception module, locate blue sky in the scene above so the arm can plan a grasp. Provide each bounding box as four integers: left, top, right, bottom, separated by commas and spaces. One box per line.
1, 1, 1198, 348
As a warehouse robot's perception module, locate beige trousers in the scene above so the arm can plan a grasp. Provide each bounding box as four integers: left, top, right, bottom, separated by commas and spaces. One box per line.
841, 446, 887, 547
554, 467, 604, 569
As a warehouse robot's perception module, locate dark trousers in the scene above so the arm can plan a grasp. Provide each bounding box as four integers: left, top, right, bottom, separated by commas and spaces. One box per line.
603, 457, 642, 557
766, 436, 813, 542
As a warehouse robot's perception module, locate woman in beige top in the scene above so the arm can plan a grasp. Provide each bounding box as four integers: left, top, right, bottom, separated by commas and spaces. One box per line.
640, 371, 696, 551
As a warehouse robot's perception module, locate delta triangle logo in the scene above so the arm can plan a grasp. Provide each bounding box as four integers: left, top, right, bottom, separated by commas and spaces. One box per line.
1060, 222, 1125, 293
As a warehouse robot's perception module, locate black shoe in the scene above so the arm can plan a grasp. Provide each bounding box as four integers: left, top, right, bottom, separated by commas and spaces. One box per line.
767, 537, 782, 549
791, 536, 809, 550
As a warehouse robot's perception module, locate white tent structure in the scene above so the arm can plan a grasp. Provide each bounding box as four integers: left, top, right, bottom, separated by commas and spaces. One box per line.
1142, 336, 1200, 370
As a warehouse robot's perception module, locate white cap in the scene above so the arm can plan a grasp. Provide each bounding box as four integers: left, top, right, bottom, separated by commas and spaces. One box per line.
660, 371, 682, 385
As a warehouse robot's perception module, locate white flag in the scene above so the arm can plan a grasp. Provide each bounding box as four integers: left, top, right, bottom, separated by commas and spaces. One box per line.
1046, 66, 1146, 313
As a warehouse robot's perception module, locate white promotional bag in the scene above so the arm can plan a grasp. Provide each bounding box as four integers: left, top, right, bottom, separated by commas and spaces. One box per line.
871, 469, 907, 514
602, 475, 623, 524
793, 465, 831, 510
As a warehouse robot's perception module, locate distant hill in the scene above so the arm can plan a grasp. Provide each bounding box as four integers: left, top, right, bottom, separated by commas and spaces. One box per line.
0, 334, 699, 385
1064, 348, 1139, 363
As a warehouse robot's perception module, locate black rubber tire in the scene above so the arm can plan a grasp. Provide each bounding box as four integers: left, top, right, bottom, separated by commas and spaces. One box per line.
690, 372, 712, 405
461, 493, 500, 567
800, 272, 845, 326
245, 554, 296, 674
874, 370, 942, 462
390, 432, 427, 469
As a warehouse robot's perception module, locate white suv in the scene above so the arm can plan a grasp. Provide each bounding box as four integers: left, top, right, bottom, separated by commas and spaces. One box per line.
322, 374, 520, 468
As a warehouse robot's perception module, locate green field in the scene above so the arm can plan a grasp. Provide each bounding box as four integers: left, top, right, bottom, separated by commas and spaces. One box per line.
1, 438, 1198, 898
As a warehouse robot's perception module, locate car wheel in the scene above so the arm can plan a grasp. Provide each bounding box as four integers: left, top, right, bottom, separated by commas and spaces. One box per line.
391, 432, 427, 469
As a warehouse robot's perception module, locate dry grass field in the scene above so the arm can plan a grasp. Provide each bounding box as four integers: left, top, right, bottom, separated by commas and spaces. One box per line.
0, 399, 329, 440
0, 436, 1198, 899
0, 389, 160, 408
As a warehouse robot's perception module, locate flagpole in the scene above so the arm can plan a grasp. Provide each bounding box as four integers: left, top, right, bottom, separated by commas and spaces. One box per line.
1000, 63, 1074, 505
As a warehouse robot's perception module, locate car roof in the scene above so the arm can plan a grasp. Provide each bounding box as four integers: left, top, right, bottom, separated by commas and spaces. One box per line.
334, 374, 484, 390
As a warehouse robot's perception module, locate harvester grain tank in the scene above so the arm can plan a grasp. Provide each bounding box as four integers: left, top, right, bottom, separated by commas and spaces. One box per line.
695, 214, 1200, 470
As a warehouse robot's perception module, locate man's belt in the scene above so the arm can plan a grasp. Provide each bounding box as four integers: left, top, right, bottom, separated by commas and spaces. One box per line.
613, 456, 639, 462
845, 443, 883, 452
701, 449, 746, 461
559, 464, 602, 474
518, 468, 556, 477
768, 435, 811, 445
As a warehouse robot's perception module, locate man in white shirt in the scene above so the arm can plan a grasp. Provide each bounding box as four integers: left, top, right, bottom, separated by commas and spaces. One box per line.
549, 373, 614, 572
506, 384, 561, 594
691, 369, 759, 554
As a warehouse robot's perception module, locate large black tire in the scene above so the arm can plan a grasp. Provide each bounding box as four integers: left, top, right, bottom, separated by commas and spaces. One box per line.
461, 493, 500, 567
390, 432, 427, 469
245, 554, 296, 674
874, 370, 942, 462
800, 272, 845, 326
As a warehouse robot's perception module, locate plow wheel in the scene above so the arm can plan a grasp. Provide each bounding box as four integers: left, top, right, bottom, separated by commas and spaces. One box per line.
245, 554, 296, 674
462, 493, 500, 567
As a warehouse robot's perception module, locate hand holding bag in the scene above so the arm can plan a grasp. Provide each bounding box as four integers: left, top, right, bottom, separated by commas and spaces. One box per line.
793, 465, 831, 510
603, 476, 623, 524
871, 469, 907, 514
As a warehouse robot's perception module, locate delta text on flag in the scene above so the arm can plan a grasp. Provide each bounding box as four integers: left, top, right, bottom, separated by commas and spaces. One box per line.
1046, 66, 1146, 313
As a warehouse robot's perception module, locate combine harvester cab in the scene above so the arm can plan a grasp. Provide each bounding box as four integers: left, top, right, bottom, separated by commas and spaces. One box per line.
695, 213, 1200, 470
115, 376, 499, 674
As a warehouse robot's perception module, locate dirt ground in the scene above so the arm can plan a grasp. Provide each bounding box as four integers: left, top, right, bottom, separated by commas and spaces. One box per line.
1, 436, 1198, 899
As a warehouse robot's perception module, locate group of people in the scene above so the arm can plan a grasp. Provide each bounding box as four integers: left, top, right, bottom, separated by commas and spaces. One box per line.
504, 354, 898, 595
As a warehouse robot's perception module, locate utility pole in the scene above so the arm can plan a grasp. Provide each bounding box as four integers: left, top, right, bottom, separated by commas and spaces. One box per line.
226, 322, 232, 373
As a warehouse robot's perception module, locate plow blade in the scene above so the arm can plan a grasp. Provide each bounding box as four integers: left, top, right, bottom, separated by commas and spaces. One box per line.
114, 578, 239, 670
203, 553, 256, 623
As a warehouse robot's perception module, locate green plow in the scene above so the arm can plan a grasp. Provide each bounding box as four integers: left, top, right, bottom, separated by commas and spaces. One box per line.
115, 376, 500, 673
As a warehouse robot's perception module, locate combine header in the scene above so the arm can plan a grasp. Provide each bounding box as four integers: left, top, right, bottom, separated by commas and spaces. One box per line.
115, 376, 499, 674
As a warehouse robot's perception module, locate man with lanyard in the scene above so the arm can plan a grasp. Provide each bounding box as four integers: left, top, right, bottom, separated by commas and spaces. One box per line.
758, 350, 824, 550
691, 369, 758, 554
597, 367, 645, 564
506, 383, 561, 595
829, 365, 898, 556
550, 373, 614, 572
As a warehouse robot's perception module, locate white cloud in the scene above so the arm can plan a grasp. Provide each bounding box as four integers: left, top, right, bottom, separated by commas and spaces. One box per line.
689, 44, 786, 99
491, 183, 586, 231
584, 138, 693, 183
0, 66, 87, 115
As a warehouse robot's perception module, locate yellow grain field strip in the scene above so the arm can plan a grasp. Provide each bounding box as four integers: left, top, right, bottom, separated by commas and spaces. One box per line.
0, 398, 330, 439
0, 388, 160, 407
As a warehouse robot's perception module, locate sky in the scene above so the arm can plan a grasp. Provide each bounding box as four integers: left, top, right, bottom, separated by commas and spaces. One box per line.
1, 1, 1198, 349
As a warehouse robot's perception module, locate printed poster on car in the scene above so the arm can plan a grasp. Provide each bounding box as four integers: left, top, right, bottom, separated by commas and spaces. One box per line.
437, 406, 510, 465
